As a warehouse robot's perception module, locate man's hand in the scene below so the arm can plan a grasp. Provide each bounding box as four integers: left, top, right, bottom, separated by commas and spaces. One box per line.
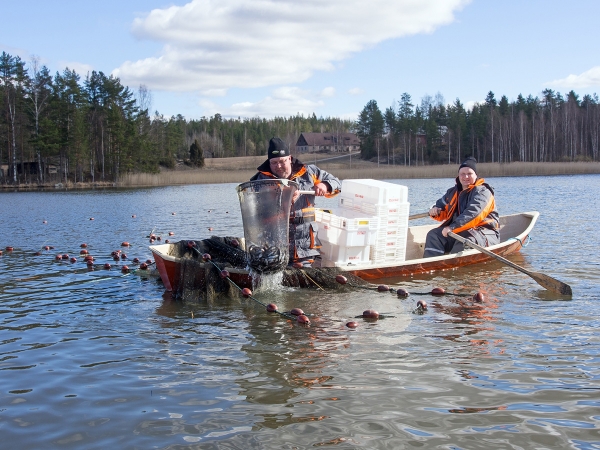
313, 182, 329, 196
442, 226, 452, 237
429, 206, 441, 217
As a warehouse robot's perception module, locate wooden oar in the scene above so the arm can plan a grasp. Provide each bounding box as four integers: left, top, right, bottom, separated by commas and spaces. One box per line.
448, 231, 572, 295
409, 212, 430, 220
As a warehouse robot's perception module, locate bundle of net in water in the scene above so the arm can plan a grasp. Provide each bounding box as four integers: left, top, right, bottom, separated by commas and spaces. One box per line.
173, 236, 371, 299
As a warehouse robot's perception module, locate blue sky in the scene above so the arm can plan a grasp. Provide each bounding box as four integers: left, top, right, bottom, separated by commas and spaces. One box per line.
2, 0, 599, 120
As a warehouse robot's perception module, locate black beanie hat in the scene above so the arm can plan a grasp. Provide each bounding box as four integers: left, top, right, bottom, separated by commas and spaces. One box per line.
268, 137, 288, 159
459, 157, 477, 173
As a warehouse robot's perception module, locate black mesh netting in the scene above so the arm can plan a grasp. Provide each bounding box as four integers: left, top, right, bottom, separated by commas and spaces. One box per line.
171, 236, 371, 300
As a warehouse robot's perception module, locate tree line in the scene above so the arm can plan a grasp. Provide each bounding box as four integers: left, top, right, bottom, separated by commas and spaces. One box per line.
356, 90, 600, 165
0, 51, 353, 185
2, 49, 599, 185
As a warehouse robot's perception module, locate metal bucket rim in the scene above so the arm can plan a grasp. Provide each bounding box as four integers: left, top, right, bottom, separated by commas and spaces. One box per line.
236, 179, 299, 192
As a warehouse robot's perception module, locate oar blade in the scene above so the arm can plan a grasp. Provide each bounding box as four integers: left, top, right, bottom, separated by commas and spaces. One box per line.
529, 271, 572, 296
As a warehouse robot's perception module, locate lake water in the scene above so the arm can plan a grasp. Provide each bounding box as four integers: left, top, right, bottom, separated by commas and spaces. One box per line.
0, 174, 599, 449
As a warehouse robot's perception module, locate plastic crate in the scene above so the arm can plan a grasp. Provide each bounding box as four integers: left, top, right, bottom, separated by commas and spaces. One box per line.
371, 247, 407, 263
339, 197, 410, 218
341, 179, 408, 204
315, 208, 379, 231
319, 223, 378, 246
320, 241, 371, 265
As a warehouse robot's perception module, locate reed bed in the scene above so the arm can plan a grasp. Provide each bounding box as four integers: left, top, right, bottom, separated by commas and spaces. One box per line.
118, 161, 600, 188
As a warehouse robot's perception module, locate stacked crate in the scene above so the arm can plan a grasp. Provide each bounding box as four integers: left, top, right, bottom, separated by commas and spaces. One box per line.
337, 179, 410, 264
315, 208, 379, 266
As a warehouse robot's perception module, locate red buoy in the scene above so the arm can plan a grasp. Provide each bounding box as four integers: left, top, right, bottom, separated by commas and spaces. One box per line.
187, 241, 196, 249
80, 243, 87, 248
89, 217, 94, 220
362, 309, 379, 319
335, 275, 348, 285
208, 227, 213, 231
61, 254, 69, 260
290, 308, 304, 316
44, 246, 50, 251
297, 314, 310, 324
146, 259, 152, 265
132, 257, 140, 263
266, 303, 278, 312
473, 292, 485, 302
292, 262, 303, 269
156, 236, 161, 241
121, 253, 128, 260
202, 253, 211, 261
132, 214, 136, 218
0, 250, 3, 256
6, 246, 14, 252
377, 284, 389, 292
55, 254, 62, 260
241, 288, 252, 298
220, 270, 230, 279
121, 242, 130, 247
70, 257, 77, 263
230, 239, 239, 247
34, 251, 42, 256
171, 212, 176, 215
417, 299, 428, 310
346, 321, 359, 328
84, 255, 94, 261
121, 266, 130, 273
86, 260, 94, 266
139, 263, 148, 270
165, 239, 170, 243
43, 220, 47, 224
431, 287, 445, 296
80, 249, 88, 255
113, 255, 120, 261
168, 231, 174, 236
104, 263, 111, 270
396, 288, 409, 298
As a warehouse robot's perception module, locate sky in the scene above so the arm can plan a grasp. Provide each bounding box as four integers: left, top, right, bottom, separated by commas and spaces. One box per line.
2, 0, 599, 121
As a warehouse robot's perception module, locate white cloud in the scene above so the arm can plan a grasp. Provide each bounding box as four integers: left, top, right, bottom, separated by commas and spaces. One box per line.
348, 87, 363, 95
113, 0, 470, 93
545, 66, 600, 89
59, 61, 94, 76
203, 86, 324, 118
320, 87, 336, 97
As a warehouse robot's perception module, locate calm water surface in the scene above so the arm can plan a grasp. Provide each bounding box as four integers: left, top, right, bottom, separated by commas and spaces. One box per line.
0, 175, 599, 449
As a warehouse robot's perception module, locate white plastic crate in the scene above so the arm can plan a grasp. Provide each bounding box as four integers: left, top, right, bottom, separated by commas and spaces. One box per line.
339, 197, 410, 218
341, 179, 408, 204
376, 226, 408, 241
320, 241, 371, 265
319, 223, 377, 246
371, 247, 407, 263
315, 208, 379, 231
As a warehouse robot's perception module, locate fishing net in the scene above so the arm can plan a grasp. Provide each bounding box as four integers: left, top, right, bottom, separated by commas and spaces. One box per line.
171, 236, 371, 300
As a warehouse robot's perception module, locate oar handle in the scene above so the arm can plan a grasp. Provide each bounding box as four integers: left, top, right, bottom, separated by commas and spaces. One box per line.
297, 190, 315, 195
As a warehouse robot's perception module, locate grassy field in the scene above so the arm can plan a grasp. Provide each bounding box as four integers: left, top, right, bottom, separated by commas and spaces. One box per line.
119, 153, 600, 187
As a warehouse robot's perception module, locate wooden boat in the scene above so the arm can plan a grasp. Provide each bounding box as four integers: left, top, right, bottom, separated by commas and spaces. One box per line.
150, 211, 539, 295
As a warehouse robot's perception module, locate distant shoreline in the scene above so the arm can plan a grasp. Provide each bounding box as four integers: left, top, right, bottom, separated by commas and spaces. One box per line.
2, 161, 599, 190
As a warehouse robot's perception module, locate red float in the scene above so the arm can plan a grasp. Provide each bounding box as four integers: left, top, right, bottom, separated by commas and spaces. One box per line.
132, 257, 140, 263
187, 241, 196, 249
346, 321, 359, 328
44, 246, 50, 251
139, 263, 148, 270
377, 284, 389, 292
171, 212, 176, 215
61, 254, 69, 260
220, 270, 230, 279
473, 292, 485, 302
146, 259, 152, 265
86, 260, 94, 266
290, 308, 304, 316
396, 288, 409, 298
34, 251, 42, 256
121, 266, 130, 273
208, 227, 213, 231
6, 246, 14, 252
70, 257, 77, 263
362, 309, 379, 319
113, 255, 121, 261
132, 214, 136, 218
168, 231, 174, 236
202, 253, 211, 261
165, 239, 170, 243
55, 254, 62, 260
80, 243, 87, 248
335, 275, 348, 285
297, 314, 310, 324
42, 220, 47, 224
266, 303, 278, 312
417, 300, 428, 310
292, 262, 303, 269
104, 263, 111, 270
121, 242, 130, 247
121, 253, 128, 260
431, 287, 445, 296
80, 249, 88, 255
84, 255, 94, 261
241, 288, 252, 298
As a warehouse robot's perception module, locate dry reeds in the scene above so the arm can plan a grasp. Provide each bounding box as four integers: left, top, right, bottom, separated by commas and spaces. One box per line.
117, 161, 600, 188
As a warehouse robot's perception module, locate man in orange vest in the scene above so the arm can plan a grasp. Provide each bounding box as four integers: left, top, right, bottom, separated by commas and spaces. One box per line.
423, 157, 500, 258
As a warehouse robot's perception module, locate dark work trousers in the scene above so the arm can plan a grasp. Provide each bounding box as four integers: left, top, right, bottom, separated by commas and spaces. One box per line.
423, 227, 496, 258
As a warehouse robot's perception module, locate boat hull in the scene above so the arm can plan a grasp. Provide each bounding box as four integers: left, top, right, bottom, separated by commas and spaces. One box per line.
150, 211, 538, 294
